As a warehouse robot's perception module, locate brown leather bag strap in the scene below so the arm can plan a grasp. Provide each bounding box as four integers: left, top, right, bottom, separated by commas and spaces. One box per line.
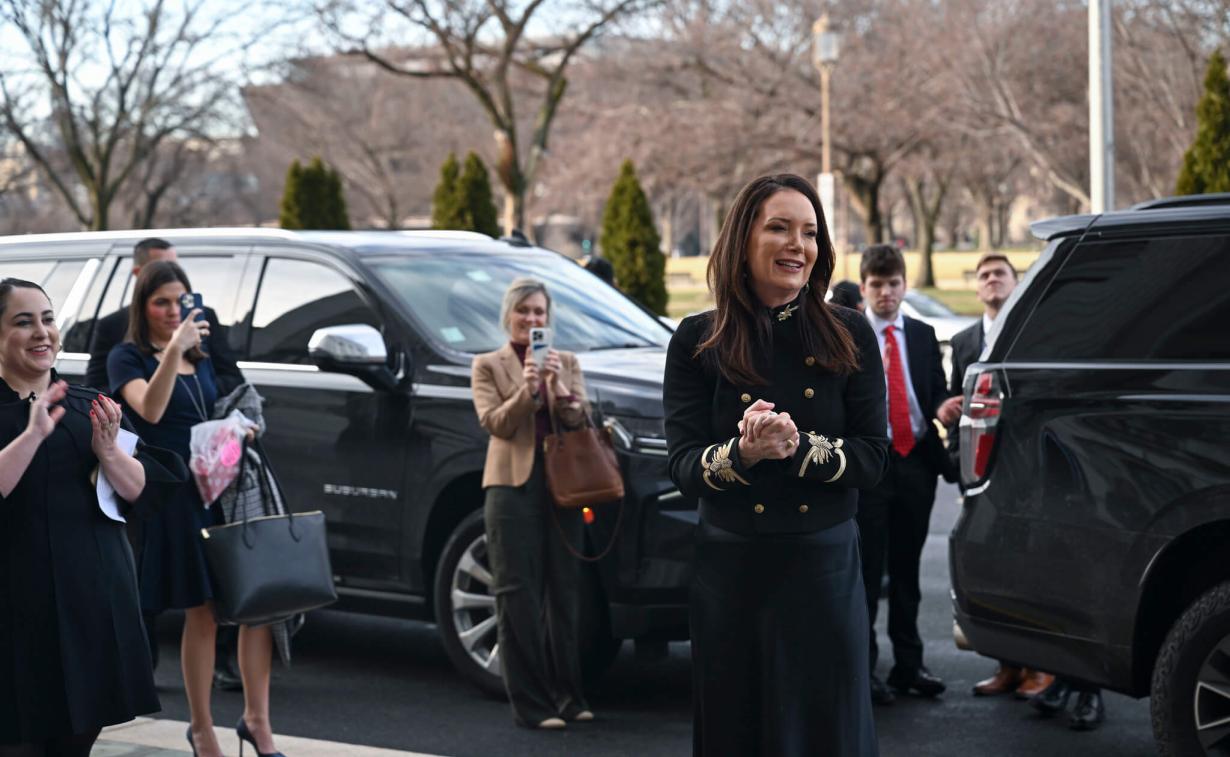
547, 495, 625, 562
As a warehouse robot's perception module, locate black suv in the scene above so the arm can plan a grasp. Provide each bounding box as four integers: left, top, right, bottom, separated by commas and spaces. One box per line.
949, 195, 1230, 755
0, 228, 695, 694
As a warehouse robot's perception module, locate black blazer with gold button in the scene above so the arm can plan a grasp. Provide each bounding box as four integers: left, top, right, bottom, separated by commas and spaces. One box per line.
664, 299, 890, 536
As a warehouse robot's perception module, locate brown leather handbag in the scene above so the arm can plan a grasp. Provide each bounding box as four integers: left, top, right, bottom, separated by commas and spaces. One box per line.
542, 399, 625, 562
542, 408, 624, 508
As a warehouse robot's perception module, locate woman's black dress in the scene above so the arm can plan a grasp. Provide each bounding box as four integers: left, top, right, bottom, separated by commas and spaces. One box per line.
108, 344, 218, 613
0, 376, 184, 742
663, 296, 889, 756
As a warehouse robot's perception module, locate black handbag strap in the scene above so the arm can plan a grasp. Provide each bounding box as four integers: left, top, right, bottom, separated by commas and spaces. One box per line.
230, 439, 301, 543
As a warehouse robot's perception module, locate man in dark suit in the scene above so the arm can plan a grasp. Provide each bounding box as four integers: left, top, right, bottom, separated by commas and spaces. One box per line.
85, 237, 243, 395
86, 237, 245, 692
856, 244, 962, 705
948, 252, 1016, 398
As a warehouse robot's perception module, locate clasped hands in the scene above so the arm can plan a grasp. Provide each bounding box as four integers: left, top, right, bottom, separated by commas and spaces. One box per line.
737, 399, 801, 466
522, 348, 568, 398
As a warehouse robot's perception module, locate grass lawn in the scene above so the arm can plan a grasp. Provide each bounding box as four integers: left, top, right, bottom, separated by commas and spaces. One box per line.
917, 287, 982, 316
667, 287, 713, 319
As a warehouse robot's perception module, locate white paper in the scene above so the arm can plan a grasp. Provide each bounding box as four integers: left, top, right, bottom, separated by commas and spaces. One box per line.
97, 429, 140, 523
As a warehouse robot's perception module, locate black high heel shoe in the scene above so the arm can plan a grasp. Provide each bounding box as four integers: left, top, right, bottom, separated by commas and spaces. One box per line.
186, 726, 198, 757
237, 717, 287, 757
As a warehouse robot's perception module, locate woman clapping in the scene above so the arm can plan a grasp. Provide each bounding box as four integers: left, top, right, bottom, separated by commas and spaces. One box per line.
0, 278, 182, 757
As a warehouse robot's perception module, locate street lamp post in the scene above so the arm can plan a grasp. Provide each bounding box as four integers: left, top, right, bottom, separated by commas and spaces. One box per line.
813, 15, 840, 263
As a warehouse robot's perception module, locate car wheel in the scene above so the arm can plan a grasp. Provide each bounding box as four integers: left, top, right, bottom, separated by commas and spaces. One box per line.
434, 509, 623, 697
1151, 581, 1230, 756
435, 510, 505, 697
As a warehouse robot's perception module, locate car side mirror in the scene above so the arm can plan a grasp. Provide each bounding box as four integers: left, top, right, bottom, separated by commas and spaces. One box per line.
308, 324, 399, 392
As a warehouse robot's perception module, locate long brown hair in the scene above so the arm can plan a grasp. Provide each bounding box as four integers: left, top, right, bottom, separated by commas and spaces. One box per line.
698, 174, 859, 385
126, 260, 204, 363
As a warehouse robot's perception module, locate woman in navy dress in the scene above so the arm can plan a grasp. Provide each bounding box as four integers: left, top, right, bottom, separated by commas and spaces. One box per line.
0, 278, 183, 756
109, 261, 284, 757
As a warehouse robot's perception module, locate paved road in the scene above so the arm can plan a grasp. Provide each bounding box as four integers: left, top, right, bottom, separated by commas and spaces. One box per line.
147, 482, 1156, 756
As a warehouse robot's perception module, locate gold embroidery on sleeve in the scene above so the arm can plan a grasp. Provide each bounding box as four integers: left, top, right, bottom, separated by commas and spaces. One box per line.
798, 432, 847, 482
702, 438, 751, 490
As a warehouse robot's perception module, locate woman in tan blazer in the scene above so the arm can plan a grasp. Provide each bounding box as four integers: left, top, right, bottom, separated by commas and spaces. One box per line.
471, 277, 593, 730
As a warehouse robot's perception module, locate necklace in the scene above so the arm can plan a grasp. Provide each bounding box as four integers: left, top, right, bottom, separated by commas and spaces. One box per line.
178, 373, 208, 422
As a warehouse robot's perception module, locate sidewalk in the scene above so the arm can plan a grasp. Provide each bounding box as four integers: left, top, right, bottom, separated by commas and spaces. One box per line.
95, 718, 447, 757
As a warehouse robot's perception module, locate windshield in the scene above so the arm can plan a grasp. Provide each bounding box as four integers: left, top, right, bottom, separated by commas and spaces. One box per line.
369, 252, 671, 354
904, 290, 956, 318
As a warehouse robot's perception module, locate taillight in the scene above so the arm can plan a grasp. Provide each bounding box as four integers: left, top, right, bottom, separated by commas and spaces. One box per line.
960, 369, 1003, 485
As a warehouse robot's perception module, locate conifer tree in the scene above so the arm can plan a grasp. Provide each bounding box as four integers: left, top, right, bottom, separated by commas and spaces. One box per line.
278, 160, 304, 230
432, 153, 464, 230
1177, 50, 1230, 195
279, 157, 351, 229
600, 160, 667, 315
458, 152, 501, 237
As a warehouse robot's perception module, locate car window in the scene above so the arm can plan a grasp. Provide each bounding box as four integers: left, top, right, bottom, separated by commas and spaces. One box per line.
42, 261, 87, 313
1008, 233, 1230, 360
249, 258, 379, 364
0, 260, 55, 284
369, 252, 671, 354
118, 255, 242, 328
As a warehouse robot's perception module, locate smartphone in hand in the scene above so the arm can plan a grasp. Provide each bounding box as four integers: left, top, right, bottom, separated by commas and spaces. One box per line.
529, 327, 552, 365
179, 292, 204, 323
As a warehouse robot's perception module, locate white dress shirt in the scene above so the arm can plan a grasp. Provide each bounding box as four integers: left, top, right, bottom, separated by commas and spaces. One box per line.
867, 309, 926, 442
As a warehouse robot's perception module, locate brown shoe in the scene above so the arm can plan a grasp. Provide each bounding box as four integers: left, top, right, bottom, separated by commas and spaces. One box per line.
1014, 669, 1056, 699
972, 664, 1023, 696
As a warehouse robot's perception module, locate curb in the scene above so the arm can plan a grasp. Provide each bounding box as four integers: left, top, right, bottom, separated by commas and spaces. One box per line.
97, 718, 448, 756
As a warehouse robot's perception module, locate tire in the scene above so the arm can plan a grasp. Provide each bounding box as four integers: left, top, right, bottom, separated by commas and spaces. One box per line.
1151, 581, 1230, 756
434, 510, 505, 697
433, 509, 623, 697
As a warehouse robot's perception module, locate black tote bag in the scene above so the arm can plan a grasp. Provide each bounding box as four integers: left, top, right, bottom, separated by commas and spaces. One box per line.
201, 445, 337, 626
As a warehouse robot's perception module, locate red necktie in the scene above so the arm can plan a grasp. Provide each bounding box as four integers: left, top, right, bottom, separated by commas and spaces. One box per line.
883, 324, 915, 457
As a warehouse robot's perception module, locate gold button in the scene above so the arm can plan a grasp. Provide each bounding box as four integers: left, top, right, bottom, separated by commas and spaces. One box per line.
805, 356, 816, 366
803, 388, 815, 399
753, 503, 765, 514
741, 393, 752, 403
799, 504, 809, 513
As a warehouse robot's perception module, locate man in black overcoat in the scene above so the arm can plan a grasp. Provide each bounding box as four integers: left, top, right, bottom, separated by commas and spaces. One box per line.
856, 245, 962, 705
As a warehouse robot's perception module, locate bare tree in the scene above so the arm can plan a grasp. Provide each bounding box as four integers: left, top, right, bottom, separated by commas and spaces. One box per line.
0, 0, 240, 230
242, 54, 491, 228
321, 0, 660, 234
949, 0, 1091, 209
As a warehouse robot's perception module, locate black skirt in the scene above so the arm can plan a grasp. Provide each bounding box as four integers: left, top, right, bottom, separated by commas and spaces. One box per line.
138, 480, 221, 613
690, 517, 878, 757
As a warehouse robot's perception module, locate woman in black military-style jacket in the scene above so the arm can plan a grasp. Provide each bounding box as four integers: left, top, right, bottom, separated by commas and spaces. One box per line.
664, 175, 889, 757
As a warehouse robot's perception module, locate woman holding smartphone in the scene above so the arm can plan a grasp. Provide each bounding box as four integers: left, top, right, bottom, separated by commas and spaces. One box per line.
108, 261, 283, 757
471, 277, 593, 730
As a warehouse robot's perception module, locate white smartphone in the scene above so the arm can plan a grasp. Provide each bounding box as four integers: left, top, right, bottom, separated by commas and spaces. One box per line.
529, 327, 552, 365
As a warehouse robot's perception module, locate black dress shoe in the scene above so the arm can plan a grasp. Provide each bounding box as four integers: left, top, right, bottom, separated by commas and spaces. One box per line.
213, 665, 243, 692
1068, 690, 1105, 731
869, 674, 896, 705
887, 667, 946, 697
1029, 679, 1072, 716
